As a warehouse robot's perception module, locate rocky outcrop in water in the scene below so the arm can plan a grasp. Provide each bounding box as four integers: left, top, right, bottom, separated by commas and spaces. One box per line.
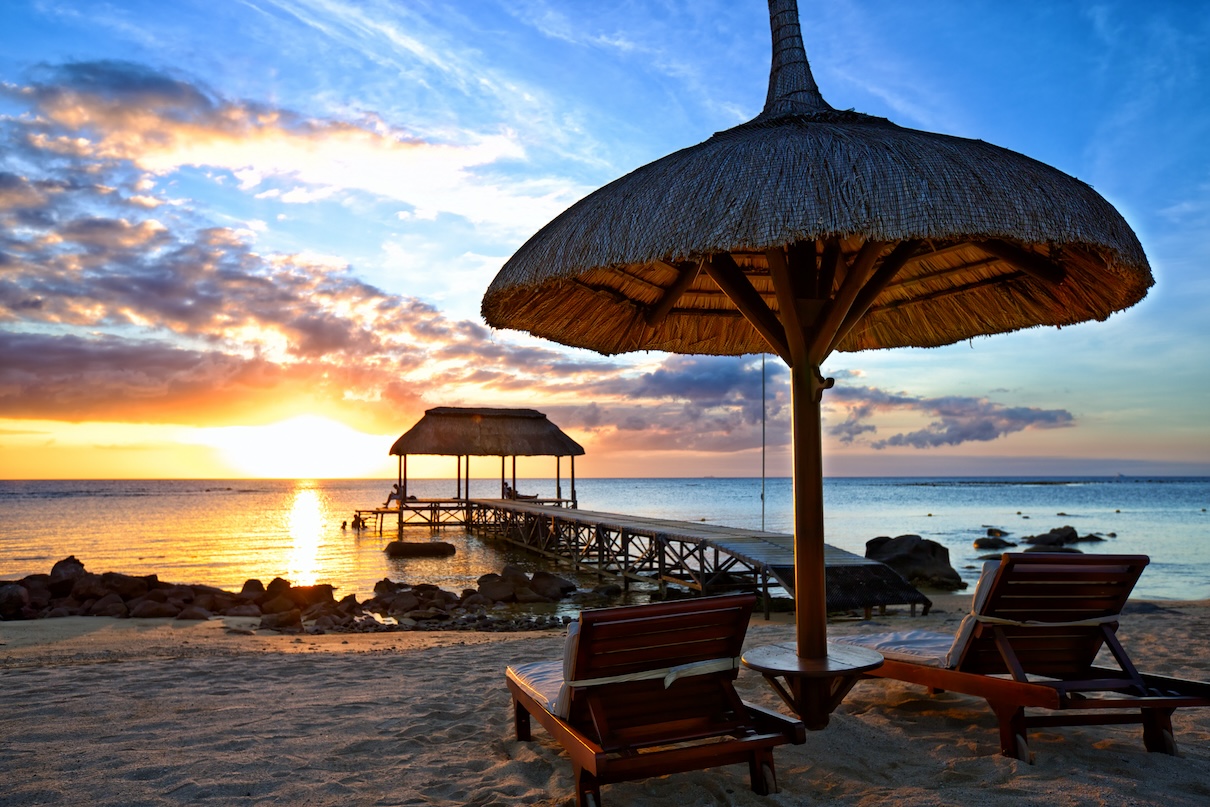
1021, 525, 1105, 549
866, 535, 967, 591
0, 556, 608, 634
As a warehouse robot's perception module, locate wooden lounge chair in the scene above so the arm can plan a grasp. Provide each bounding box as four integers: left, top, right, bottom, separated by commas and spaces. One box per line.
506, 593, 805, 806
833, 553, 1210, 761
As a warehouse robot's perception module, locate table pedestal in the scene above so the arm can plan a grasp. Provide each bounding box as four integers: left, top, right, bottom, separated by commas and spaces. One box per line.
742, 641, 883, 731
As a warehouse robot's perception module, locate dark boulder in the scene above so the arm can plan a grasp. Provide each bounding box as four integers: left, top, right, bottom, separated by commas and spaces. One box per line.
501, 564, 531, 586
48, 556, 87, 597
866, 535, 966, 591
1022, 526, 1105, 548
1022, 525, 1078, 547
384, 540, 456, 558
460, 592, 493, 609
175, 605, 212, 620
260, 594, 297, 614
259, 609, 301, 631
386, 592, 421, 615
288, 584, 336, 609
85, 592, 126, 616
973, 537, 1016, 550
241, 579, 266, 596
514, 586, 553, 604
530, 571, 576, 600
163, 585, 196, 604
70, 573, 109, 602
223, 603, 262, 617
265, 577, 293, 599
374, 578, 407, 596
129, 599, 181, 618
101, 572, 152, 601
20, 575, 52, 610
0, 583, 30, 619
336, 593, 362, 615
44, 605, 80, 618
477, 574, 517, 602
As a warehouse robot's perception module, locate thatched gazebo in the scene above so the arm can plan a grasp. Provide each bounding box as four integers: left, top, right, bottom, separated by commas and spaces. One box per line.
482, 0, 1152, 726
389, 407, 584, 505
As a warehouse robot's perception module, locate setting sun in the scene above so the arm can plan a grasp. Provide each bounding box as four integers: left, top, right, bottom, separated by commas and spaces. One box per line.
188, 416, 391, 479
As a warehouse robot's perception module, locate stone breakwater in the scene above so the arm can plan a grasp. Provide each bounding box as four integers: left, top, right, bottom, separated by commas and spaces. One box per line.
0, 556, 625, 634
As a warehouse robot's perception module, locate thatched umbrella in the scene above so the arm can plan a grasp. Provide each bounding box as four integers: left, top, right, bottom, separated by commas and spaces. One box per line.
482, 0, 1152, 721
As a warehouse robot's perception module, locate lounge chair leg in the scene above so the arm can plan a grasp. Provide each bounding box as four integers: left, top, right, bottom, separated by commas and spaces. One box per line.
574, 766, 602, 807
1142, 708, 1177, 755
512, 698, 531, 741
990, 701, 1032, 762
748, 750, 777, 795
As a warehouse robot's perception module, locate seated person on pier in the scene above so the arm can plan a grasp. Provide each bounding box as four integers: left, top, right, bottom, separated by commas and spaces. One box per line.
384, 484, 404, 508
503, 483, 538, 501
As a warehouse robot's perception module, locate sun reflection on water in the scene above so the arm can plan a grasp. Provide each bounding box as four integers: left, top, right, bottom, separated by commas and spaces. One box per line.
286, 483, 324, 586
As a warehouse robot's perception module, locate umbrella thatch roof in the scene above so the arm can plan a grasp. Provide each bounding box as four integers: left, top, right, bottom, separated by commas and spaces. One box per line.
483, 1, 1152, 359
389, 407, 584, 458
479, 0, 1155, 676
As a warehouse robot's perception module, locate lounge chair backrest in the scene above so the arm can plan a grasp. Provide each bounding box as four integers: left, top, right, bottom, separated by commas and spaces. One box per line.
564, 594, 756, 747
950, 553, 1149, 677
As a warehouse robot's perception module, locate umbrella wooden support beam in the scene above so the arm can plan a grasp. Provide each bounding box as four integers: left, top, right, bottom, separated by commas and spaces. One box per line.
718, 238, 889, 727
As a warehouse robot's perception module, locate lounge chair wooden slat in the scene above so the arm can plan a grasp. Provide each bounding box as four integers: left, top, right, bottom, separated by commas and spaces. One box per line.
507, 593, 805, 806
844, 553, 1210, 760
580, 629, 730, 663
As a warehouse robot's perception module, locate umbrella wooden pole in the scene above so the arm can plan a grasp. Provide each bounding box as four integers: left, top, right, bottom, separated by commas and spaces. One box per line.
791, 362, 829, 659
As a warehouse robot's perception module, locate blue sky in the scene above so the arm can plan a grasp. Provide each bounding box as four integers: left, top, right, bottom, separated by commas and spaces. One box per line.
1, 0, 1207, 478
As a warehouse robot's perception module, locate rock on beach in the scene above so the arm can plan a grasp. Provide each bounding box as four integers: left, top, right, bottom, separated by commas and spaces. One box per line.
0, 556, 597, 635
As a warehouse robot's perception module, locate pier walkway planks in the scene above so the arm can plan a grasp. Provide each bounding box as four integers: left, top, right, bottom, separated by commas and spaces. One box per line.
469, 499, 931, 617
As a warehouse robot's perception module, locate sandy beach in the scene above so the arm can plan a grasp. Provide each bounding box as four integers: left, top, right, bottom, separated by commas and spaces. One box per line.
3, 594, 1209, 806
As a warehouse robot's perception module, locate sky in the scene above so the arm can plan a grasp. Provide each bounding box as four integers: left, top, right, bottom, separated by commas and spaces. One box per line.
1, 0, 1207, 480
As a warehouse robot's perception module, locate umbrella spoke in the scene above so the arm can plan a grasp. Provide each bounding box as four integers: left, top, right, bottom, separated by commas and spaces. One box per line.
807, 239, 885, 364
976, 239, 1067, 286
830, 239, 924, 354
643, 260, 703, 326
702, 253, 791, 362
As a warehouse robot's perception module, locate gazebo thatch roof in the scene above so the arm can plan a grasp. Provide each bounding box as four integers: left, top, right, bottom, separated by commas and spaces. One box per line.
389, 407, 584, 458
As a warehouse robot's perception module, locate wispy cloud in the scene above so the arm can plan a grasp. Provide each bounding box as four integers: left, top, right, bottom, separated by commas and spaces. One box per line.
3, 60, 584, 236
828, 384, 1075, 449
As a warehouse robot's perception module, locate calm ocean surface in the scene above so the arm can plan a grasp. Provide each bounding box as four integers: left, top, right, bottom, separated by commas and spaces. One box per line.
2, 477, 1207, 602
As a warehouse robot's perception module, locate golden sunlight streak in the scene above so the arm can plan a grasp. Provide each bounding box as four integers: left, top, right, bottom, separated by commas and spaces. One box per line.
188, 415, 390, 478
286, 484, 323, 586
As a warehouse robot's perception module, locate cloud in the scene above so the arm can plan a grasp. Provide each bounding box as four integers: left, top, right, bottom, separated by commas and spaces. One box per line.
0, 60, 1080, 460
827, 384, 1075, 449
3, 60, 584, 235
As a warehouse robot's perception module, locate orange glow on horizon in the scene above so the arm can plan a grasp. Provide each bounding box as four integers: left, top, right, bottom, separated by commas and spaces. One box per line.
186, 415, 391, 479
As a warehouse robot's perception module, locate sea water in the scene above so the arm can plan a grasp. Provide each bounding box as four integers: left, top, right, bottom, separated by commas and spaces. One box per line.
1, 477, 1207, 601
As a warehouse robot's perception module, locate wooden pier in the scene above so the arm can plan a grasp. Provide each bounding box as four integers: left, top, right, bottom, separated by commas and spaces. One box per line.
354, 497, 574, 532
354, 498, 929, 617
469, 500, 930, 617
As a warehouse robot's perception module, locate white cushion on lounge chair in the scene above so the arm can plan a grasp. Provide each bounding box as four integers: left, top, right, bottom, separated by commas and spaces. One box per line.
504, 621, 581, 719
506, 660, 569, 718
833, 630, 954, 667
833, 559, 1003, 669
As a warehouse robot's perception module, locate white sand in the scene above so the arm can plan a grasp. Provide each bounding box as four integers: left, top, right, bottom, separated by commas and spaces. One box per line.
2, 596, 1209, 806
